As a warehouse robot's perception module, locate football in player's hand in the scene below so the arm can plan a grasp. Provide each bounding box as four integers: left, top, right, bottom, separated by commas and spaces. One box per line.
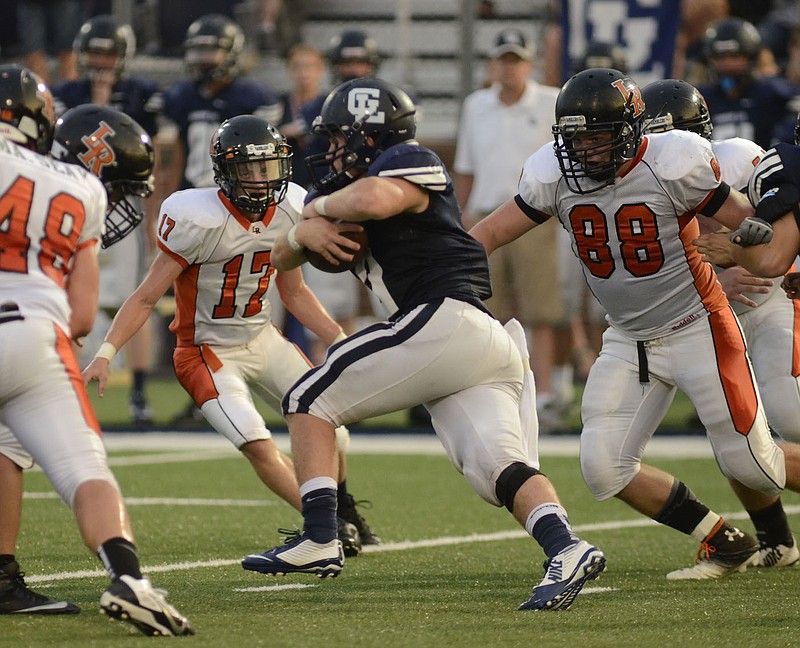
304, 226, 368, 273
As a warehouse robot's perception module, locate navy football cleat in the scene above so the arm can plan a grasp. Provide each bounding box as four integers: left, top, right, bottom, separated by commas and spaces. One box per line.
519, 541, 606, 611
0, 561, 80, 614
242, 529, 345, 578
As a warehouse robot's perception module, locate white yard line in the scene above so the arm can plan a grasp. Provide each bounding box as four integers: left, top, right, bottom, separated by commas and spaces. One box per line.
25, 505, 800, 585
98, 431, 716, 459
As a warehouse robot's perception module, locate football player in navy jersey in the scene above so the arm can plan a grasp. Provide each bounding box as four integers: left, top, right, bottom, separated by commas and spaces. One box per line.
697, 17, 799, 149
162, 13, 282, 193
52, 14, 163, 426
240, 78, 606, 612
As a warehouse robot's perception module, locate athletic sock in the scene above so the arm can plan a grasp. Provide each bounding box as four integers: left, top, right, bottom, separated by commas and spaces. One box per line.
526, 503, 580, 558
749, 499, 794, 547
97, 537, 143, 581
301, 487, 338, 544
655, 480, 718, 540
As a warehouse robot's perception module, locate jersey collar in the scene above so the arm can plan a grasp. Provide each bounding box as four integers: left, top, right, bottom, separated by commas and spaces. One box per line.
218, 190, 276, 230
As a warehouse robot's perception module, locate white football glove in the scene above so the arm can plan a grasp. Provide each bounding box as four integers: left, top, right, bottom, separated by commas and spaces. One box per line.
728, 216, 774, 247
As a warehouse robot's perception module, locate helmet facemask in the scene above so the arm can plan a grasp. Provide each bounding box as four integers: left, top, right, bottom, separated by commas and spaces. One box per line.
102, 178, 154, 248
553, 94, 642, 195
215, 142, 292, 215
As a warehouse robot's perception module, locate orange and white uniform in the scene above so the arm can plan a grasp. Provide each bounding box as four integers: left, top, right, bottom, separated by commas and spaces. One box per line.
712, 137, 800, 442
516, 129, 785, 499
0, 137, 118, 505
156, 184, 317, 448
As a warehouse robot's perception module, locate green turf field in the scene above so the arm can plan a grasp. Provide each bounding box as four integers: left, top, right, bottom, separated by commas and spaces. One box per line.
8, 439, 800, 647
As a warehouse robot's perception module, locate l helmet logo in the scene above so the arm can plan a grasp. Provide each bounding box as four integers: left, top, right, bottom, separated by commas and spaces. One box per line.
78, 121, 117, 175
347, 88, 385, 124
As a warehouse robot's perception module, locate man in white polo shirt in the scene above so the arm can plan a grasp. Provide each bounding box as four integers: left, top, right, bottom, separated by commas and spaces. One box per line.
454, 28, 568, 431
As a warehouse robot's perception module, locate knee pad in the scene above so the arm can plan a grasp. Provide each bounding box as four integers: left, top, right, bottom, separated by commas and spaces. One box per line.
495, 462, 542, 512
334, 426, 350, 451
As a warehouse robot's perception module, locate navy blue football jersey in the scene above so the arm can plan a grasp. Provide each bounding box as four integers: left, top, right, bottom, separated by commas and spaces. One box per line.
163, 77, 283, 188
698, 77, 799, 149
309, 143, 492, 318
51, 77, 162, 136
747, 142, 800, 204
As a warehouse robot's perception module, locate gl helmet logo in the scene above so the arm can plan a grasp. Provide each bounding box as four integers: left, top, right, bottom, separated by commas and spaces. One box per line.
347, 88, 385, 124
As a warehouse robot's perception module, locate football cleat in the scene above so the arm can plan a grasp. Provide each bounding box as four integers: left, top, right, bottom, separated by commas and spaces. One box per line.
129, 390, 153, 426
337, 517, 362, 557
338, 493, 382, 545
519, 540, 606, 611
757, 537, 799, 568
242, 529, 344, 578
99, 575, 194, 636
666, 522, 760, 580
0, 561, 80, 614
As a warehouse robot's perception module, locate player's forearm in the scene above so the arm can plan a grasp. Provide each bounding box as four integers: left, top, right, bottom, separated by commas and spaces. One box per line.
272, 228, 306, 271
103, 292, 158, 352
283, 286, 344, 346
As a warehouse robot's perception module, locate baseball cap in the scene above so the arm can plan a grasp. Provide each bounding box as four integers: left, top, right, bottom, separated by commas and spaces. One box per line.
491, 28, 533, 60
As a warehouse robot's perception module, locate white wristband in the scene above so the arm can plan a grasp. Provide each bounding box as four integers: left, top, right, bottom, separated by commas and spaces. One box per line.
332, 331, 347, 344
94, 341, 117, 362
314, 195, 329, 217
287, 224, 304, 253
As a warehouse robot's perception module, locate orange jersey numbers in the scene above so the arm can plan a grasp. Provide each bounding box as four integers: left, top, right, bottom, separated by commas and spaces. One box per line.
212, 251, 275, 319
0, 176, 84, 287
570, 203, 664, 279
158, 213, 176, 241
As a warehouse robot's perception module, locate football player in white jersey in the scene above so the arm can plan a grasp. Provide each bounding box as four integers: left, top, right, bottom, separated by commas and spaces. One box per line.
642, 79, 799, 569
0, 66, 193, 635
472, 68, 800, 580
82, 114, 376, 555
241, 78, 606, 612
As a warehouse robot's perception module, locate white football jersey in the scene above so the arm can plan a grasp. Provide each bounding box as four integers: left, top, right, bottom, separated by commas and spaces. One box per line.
0, 137, 105, 333
156, 184, 305, 347
518, 130, 728, 340
711, 138, 765, 194
710, 137, 780, 315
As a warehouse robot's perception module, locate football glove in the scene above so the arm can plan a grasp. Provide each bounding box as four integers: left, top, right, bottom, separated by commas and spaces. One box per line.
729, 216, 773, 247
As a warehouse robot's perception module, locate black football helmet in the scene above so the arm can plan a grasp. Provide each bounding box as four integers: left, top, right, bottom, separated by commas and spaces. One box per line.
641, 79, 713, 140
0, 64, 55, 155
552, 68, 645, 194
74, 14, 136, 81
211, 115, 292, 215
703, 17, 762, 62
306, 78, 416, 192
327, 30, 381, 82
184, 14, 245, 84
703, 17, 761, 93
574, 41, 628, 74
51, 104, 155, 248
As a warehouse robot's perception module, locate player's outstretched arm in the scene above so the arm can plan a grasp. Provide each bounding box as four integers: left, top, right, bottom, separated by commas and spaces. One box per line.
469, 197, 539, 255
82, 251, 183, 396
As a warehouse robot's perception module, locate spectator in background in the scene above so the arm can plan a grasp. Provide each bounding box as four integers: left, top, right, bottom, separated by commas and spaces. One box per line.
16, 0, 83, 84
52, 14, 163, 425
697, 16, 799, 147
453, 28, 569, 432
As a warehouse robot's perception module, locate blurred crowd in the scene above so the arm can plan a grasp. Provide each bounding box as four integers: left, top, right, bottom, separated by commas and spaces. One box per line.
1, 0, 799, 432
